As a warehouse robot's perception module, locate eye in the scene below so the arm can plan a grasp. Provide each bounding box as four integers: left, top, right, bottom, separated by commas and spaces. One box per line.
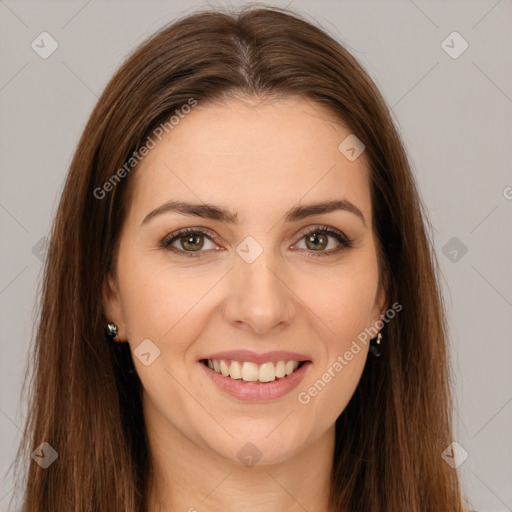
161, 227, 219, 257
293, 225, 353, 257
160, 225, 353, 258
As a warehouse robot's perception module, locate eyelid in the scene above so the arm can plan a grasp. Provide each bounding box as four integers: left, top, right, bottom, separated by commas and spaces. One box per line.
295, 224, 350, 243
160, 226, 221, 254
292, 224, 353, 257
160, 224, 353, 257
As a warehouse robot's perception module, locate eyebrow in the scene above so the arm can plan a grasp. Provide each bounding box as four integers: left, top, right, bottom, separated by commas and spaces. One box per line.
141, 199, 366, 228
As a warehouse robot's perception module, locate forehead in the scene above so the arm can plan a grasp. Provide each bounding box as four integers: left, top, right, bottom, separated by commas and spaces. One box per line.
126, 95, 372, 227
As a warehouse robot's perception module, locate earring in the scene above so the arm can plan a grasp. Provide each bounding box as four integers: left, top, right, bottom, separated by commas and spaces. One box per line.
369, 331, 382, 357
106, 321, 123, 343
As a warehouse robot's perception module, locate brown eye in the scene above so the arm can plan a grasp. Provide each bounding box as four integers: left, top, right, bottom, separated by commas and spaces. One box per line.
161, 228, 218, 257
176, 233, 205, 252
304, 232, 329, 251
295, 226, 353, 257
161, 225, 353, 259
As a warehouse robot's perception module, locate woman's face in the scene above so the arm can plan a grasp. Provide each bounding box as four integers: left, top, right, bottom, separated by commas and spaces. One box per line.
103, 95, 387, 465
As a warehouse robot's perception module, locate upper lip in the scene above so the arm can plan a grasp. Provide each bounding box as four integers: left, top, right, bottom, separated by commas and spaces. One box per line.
200, 349, 312, 364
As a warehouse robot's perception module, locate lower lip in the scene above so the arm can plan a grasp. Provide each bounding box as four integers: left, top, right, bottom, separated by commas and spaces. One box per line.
199, 360, 312, 402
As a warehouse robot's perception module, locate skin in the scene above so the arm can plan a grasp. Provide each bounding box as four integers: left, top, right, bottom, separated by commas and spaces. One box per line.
103, 95, 388, 512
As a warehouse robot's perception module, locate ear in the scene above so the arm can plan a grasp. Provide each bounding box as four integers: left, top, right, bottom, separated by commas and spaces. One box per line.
369, 272, 389, 329
102, 271, 126, 340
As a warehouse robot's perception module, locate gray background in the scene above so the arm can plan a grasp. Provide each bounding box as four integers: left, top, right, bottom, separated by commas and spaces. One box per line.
1, 0, 511, 510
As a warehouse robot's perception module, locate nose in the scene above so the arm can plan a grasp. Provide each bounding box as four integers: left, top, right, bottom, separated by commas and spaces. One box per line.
223, 251, 293, 336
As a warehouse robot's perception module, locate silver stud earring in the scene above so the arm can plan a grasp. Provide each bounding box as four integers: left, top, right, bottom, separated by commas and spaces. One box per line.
106, 321, 121, 342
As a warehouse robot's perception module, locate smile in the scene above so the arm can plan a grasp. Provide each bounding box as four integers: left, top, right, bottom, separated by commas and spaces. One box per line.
199, 359, 312, 402
203, 358, 304, 383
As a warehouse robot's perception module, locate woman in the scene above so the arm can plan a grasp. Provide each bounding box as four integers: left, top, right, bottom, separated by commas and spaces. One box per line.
12, 4, 472, 511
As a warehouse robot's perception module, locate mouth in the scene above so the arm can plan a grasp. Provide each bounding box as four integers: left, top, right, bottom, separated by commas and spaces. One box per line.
199, 358, 309, 383
199, 358, 312, 401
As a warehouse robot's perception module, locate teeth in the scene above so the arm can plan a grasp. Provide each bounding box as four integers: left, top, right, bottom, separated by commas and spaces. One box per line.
241, 361, 259, 381
230, 361, 242, 379
259, 362, 275, 382
285, 360, 296, 376
205, 359, 302, 382
275, 360, 286, 378
220, 359, 230, 377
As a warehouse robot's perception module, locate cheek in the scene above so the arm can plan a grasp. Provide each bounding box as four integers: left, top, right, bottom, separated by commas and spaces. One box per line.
292, 252, 378, 411
116, 245, 220, 352
295, 265, 375, 424
117, 235, 379, 350
295, 257, 380, 341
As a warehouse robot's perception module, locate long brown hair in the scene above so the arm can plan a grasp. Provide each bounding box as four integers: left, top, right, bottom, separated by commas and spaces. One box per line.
11, 4, 471, 511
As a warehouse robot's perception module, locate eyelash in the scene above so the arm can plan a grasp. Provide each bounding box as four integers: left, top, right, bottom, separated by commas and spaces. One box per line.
160, 225, 353, 259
